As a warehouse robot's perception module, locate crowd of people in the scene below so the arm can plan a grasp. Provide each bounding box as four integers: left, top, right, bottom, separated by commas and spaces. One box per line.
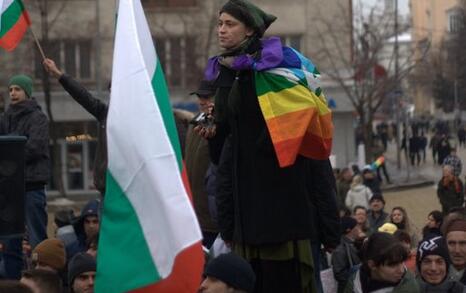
2, 0, 466, 292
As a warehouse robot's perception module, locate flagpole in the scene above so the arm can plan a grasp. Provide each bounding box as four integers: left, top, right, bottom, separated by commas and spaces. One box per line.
29, 28, 46, 60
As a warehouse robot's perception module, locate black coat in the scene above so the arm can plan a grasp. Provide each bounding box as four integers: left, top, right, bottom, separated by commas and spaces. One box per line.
0, 99, 49, 188
59, 74, 108, 195
212, 62, 338, 245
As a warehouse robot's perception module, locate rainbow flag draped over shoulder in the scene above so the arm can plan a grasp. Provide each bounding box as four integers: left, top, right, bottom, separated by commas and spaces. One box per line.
205, 37, 333, 167
0, 0, 30, 51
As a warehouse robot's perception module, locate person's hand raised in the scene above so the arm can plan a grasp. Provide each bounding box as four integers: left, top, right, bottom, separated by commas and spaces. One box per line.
42, 58, 63, 79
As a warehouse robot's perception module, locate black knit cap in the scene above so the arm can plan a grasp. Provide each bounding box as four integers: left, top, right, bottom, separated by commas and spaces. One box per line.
189, 80, 216, 98
220, 0, 277, 37
68, 253, 96, 285
341, 216, 357, 235
416, 235, 451, 274
204, 253, 256, 292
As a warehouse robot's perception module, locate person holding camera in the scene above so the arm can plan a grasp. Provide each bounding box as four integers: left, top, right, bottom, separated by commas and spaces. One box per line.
185, 80, 219, 249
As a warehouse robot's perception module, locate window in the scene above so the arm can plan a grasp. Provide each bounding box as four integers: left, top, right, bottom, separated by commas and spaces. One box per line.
154, 36, 200, 88
142, 0, 196, 8
448, 8, 464, 33
35, 39, 92, 79
278, 35, 303, 51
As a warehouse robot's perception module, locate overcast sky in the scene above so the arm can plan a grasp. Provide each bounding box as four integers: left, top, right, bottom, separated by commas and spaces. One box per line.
357, 0, 410, 16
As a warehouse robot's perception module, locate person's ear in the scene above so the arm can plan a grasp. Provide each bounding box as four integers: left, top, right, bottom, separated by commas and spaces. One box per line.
245, 28, 254, 37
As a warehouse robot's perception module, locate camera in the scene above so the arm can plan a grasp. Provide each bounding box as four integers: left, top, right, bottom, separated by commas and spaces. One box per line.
190, 112, 213, 127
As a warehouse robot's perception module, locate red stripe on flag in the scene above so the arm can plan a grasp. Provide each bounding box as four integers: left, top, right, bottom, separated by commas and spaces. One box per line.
181, 161, 193, 202
0, 11, 30, 51
131, 242, 204, 293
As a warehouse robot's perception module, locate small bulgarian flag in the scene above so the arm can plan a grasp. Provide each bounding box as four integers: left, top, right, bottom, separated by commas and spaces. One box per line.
0, 0, 31, 51
95, 0, 203, 292
255, 48, 333, 167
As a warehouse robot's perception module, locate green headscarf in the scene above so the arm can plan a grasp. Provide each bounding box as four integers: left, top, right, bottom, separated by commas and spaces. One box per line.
220, 0, 277, 37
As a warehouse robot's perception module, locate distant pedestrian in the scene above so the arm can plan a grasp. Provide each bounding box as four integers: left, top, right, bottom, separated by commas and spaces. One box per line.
345, 175, 372, 211
362, 166, 381, 195
458, 126, 466, 148
438, 134, 452, 165
430, 133, 440, 165
443, 147, 463, 177
336, 168, 353, 208
367, 194, 389, 235
419, 132, 428, 163
437, 165, 464, 215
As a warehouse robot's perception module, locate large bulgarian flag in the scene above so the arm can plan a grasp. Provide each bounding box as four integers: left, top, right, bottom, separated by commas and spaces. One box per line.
0, 0, 30, 51
95, 0, 204, 292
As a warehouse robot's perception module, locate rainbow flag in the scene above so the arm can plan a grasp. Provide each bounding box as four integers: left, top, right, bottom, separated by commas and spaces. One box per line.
0, 0, 30, 51
255, 48, 333, 167
371, 156, 385, 170
95, 0, 203, 292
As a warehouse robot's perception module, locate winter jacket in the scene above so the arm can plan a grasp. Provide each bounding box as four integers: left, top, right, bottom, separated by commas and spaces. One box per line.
417, 276, 466, 293
184, 124, 218, 233
345, 267, 420, 293
0, 99, 49, 188
363, 177, 381, 195
58, 74, 107, 195
332, 236, 361, 293
367, 210, 389, 235
437, 177, 464, 215
211, 41, 338, 245
345, 184, 373, 210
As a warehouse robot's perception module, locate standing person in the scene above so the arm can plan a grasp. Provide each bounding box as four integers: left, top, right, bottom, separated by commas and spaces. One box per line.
457, 126, 466, 148
185, 80, 219, 249
353, 206, 369, 238
0, 75, 50, 279
390, 207, 418, 248
332, 217, 361, 293
416, 235, 465, 292
422, 210, 443, 238
337, 168, 353, 208
205, 0, 339, 291
430, 132, 440, 165
443, 147, 463, 177
42, 59, 107, 196
419, 132, 427, 164
409, 134, 421, 166
437, 165, 464, 215
362, 167, 381, 195
367, 195, 389, 235
344, 232, 420, 292
438, 134, 452, 166
444, 219, 466, 285
345, 175, 372, 211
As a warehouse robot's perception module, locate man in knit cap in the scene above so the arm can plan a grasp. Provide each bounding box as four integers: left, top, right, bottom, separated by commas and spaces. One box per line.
0, 74, 50, 279
199, 252, 255, 293
445, 219, 466, 284
416, 235, 465, 291
68, 253, 96, 293
332, 217, 361, 293
31, 239, 66, 273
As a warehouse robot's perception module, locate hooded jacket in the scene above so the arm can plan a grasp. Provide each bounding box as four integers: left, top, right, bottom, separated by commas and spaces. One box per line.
345, 184, 373, 210
0, 98, 49, 188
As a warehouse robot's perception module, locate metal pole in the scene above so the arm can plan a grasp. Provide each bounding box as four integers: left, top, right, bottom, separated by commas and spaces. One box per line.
394, 0, 401, 169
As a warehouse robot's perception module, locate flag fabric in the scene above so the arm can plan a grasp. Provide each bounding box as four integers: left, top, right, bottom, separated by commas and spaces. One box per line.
204, 37, 333, 167
255, 48, 333, 167
0, 0, 30, 51
95, 0, 203, 292
371, 156, 385, 170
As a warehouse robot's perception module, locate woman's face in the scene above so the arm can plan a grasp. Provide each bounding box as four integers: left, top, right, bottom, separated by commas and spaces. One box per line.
217, 12, 254, 49
354, 209, 367, 224
426, 214, 439, 228
370, 261, 405, 283
391, 209, 404, 224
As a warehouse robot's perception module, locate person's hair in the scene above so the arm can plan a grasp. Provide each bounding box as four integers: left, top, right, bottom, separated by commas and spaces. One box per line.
351, 175, 363, 189
353, 205, 367, 215
86, 232, 99, 250
441, 210, 466, 235
0, 280, 33, 292
428, 210, 443, 226
390, 206, 411, 232
394, 230, 411, 245
22, 269, 62, 293
338, 167, 351, 181
362, 232, 408, 269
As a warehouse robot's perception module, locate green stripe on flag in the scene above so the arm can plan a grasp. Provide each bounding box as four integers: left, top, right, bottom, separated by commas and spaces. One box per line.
0, 0, 25, 38
255, 71, 300, 97
151, 60, 183, 169
96, 172, 161, 293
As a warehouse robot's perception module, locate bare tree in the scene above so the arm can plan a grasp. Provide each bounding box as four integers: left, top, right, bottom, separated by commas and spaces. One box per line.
310, 2, 428, 161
